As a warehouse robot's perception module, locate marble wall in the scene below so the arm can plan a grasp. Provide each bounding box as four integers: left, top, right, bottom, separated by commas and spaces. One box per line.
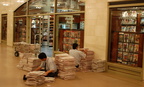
84, 0, 108, 60
0, 0, 27, 46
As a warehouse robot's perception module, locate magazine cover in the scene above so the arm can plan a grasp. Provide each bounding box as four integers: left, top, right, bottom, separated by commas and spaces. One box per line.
123, 52, 128, 62
123, 43, 128, 52
118, 42, 123, 51
141, 27, 144, 32
129, 26, 136, 32
140, 18, 144, 24
124, 34, 129, 42
133, 54, 138, 63
117, 52, 123, 63
129, 34, 135, 43
135, 34, 140, 43
128, 43, 134, 52
121, 26, 127, 31
134, 44, 139, 53
128, 53, 133, 62
70, 31, 75, 38
119, 34, 124, 42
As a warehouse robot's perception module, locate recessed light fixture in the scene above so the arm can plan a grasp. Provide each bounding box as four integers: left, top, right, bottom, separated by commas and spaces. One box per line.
17, 0, 25, 3
3, 3, 9, 6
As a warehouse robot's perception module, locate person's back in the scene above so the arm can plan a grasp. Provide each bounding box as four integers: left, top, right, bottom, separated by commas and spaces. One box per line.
69, 43, 86, 68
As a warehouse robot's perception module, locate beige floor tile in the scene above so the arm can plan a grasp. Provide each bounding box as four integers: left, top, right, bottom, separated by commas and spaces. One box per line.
0, 43, 144, 87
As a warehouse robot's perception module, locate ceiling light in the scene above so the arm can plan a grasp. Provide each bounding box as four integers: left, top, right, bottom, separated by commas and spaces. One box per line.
3, 3, 9, 6
17, 0, 25, 3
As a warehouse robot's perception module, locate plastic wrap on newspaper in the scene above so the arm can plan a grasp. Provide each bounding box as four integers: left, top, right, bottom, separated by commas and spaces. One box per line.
55, 54, 76, 80
25, 71, 46, 86
92, 59, 106, 72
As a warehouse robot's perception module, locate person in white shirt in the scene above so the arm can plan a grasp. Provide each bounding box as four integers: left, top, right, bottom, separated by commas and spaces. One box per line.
69, 43, 86, 68
34, 52, 58, 77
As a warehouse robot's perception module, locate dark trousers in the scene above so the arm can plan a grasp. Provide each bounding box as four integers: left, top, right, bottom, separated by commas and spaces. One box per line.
75, 65, 79, 68
45, 69, 59, 77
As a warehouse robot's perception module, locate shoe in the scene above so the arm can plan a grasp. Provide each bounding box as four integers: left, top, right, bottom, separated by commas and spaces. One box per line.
23, 75, 27, 80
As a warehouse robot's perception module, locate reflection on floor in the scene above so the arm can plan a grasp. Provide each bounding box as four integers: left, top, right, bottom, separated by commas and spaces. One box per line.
0, 43, 144, 87
40, 45, 53, 57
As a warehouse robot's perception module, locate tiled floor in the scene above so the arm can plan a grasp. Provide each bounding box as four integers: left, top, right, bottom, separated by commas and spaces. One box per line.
40, 45, 53, 57
0, 43, 144, 87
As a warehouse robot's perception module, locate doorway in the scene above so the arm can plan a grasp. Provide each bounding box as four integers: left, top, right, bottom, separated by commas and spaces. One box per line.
55, 14, 84, 53
1, 14, 7, 44
29, 15, 54, 57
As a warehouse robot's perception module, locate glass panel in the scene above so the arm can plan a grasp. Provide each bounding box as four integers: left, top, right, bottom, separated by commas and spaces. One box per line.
30, 15, 54, 46
56, 13, 84, 52
29, 15, 54, 56
14, 3, 26, 16
57, 0, 85, 13
109, 6, 144, 67
1, 14, 7, 41
28, 0, 54, 15
30, 16, 42, 44
41, 15, 54, 47
14, 17, 26, 42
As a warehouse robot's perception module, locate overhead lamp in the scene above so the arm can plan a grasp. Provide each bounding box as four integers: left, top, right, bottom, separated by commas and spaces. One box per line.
2, 2, 9, 6
17, 0, 25, 3
3, 3, 9, 6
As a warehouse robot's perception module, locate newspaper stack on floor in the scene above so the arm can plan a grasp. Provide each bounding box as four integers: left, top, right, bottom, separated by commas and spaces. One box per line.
44, 77, 55, 83
25, 71, 55, 86
79, 49, 94, 72
92, 59, 106, 72
55, 53, 76, 80
13, 42, 40, 53
14, 42, 28, 53
17, 53, 41, 71
25, 71, 45, 86
55, 53, 69, 65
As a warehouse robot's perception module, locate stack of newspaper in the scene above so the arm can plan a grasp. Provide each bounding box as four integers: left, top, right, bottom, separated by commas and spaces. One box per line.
55, 53, 76, 80
92, 59, 106, 72
17, 53, 41, 71
79, 49, 94, 72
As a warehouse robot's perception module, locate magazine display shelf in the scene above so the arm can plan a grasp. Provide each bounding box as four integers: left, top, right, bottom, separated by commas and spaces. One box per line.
108, 7, 144, 80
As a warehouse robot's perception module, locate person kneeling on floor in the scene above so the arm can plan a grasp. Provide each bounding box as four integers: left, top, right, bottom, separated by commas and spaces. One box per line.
23, 52, 58, 80
34, 52, 58, 77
